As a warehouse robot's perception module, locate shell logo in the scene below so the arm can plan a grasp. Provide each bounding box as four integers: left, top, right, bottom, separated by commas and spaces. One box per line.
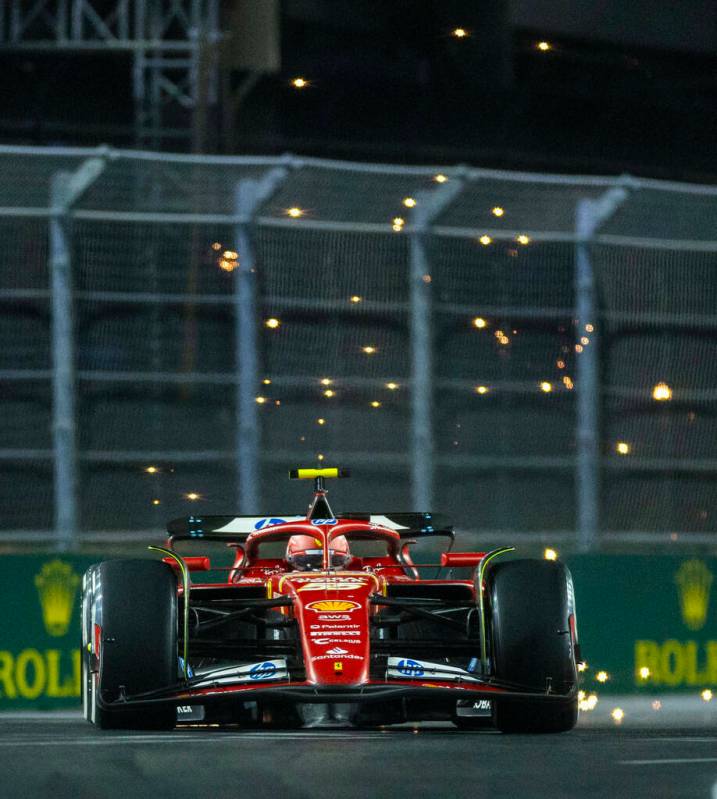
306, 600, 361, 613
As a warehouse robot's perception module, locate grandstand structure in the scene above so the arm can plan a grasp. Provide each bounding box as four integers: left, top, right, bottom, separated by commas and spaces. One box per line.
0, 0, 221, 148
1, 145, 716, 550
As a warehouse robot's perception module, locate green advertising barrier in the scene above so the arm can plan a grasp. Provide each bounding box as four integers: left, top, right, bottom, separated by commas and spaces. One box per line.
1, 553, 715, 709
567, 555, 717, 695
1, 556, 96, 709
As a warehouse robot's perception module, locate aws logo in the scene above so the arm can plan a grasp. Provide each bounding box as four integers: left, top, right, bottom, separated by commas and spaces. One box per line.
675, 560, 712, 631
34, 560, 80, 638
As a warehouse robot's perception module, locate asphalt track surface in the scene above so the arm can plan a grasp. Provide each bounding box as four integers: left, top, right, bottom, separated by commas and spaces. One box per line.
3, 699, 717, 799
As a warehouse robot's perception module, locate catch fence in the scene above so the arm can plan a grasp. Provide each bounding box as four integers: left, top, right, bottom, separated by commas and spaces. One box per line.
1, 145, 716, 549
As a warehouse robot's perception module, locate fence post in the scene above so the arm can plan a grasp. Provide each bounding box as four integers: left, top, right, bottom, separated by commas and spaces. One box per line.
409, 177, 465, 510
575, 187, 629, 551
49, 173, 77, 551
48, 155, 108, 551
233, 166, 289, 512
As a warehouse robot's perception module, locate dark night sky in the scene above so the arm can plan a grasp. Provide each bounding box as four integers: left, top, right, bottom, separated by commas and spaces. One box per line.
1, 0, 715, 181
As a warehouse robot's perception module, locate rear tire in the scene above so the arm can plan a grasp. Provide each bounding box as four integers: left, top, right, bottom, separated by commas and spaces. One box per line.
488, 559, 578, 733
81, 559, 178, 730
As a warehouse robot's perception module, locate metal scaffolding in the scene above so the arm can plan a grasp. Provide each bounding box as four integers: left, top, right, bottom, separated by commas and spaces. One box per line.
0, 0, 221, 148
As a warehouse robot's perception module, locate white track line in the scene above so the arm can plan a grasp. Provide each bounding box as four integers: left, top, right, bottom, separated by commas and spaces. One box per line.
0, 733, 394, 747
621, 758, 717, 766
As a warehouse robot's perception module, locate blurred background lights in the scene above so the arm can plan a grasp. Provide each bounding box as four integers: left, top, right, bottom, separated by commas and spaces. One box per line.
370, 400, 381, 408
386, 382, 399, 390
536, 41, 553, 52
586, 323, 595, 332
452, 27, 468, 38
472, 317, 488, 329
491, 206, 505, 217
184, 492, 201, 501
144, 465, 159, 474
317, 453, 324, 461
577, 661, 588, 672
317, 418, 326, 425
516, 234, 531, 245
544, 548, 558, 560
255, 396, 267, 404
403, 197, 416, 208
222, 249, 238, 259
434, 174, 448, 183
320, 378, 333, 386
475, 385, 489, 395
580, 336, 590, 345
639, 666, 651, 679
652, 700, 662, 710
701, 689, 713, 702
563, 376, 574, 389
349, 295, 362, 303
652, 381, 672, 401
262, 378, 271, 385
479, 234, 492, 245
264, 317, 280, 329
362, 345, 377, 354
152, 498, 161, 506
211, 242, 222, 251
286, 207, 304, 218
575, 344, 584, 353
291, 77, 308, 88
616, 441, 631, 455
611, 707, 624, 723
540, 381, 553, 393
323, 389, 335, 397
596, 670, 609, 683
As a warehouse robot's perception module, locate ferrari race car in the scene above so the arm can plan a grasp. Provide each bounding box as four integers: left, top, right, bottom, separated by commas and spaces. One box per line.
81, 468, 581, 732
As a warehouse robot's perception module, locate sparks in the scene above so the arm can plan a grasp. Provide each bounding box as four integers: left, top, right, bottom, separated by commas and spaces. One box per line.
652, 382, 672, 401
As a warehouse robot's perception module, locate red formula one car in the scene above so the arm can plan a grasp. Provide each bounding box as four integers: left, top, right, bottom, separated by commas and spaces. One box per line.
81, 468, 580, 732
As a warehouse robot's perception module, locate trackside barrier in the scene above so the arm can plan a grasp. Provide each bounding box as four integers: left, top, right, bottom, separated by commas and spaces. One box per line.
1, 554, 716, 709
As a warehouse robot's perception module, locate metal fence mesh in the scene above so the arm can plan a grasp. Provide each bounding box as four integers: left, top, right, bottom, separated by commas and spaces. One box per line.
1, 146, 716, 547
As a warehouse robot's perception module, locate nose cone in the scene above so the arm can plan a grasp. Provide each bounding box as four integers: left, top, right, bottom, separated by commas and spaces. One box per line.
281, 573, 379, 685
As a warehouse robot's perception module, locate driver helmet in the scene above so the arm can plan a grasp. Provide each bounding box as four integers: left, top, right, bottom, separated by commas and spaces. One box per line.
286, 534, 351, 571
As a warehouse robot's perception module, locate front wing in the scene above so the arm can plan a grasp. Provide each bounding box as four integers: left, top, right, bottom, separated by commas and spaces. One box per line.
97, 677, 577, 714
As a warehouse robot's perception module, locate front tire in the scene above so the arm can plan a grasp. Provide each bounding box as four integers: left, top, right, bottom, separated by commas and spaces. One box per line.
81, 559, 178, 730
488, 559, 578, 733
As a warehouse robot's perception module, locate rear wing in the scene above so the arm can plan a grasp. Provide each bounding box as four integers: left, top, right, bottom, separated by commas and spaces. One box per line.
340, 512, 454, 540
167, 512, 453, 542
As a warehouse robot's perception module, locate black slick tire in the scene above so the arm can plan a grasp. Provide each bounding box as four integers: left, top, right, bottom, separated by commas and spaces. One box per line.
488, 558, 578, 733
81, 559, 178, 730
